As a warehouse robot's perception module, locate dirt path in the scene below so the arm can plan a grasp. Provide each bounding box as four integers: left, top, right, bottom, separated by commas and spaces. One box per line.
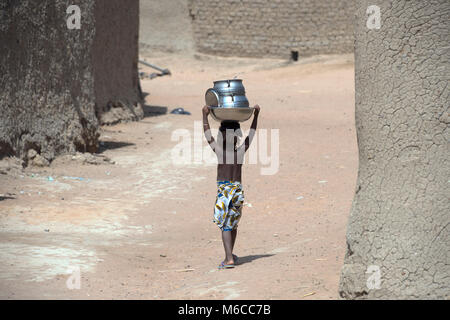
0, 53, 357, 299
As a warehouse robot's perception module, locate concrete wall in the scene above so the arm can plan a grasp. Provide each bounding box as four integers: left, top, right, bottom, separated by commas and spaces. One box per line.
187, 0, 355, 59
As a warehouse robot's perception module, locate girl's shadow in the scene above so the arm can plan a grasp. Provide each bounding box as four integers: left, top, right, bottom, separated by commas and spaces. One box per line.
235, 254, 274, 265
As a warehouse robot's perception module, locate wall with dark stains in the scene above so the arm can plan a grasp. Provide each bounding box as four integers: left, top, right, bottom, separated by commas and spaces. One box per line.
0, 0, 142, 163
188, 0, 355, 59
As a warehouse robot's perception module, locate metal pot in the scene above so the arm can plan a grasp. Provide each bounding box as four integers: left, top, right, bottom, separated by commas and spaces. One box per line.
205, 88, 220, 107
213, 79, 246, 95
218, 94, 249, 108
205, 79, 253, 122
205, 90, 249, 108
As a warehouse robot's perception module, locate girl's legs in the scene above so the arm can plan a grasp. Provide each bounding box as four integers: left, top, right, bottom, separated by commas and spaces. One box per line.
221, 228, 238, 265
231, 228, 237, 252
221, 230, 234, 265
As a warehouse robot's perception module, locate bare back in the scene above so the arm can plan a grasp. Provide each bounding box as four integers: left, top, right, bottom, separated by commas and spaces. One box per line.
216, 145, 245, 181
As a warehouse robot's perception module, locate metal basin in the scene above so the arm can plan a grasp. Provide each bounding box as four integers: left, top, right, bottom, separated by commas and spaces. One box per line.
210, 107, 254, 122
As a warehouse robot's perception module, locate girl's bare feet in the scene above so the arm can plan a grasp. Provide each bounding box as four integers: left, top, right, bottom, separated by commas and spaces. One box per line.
218, 261, 235, 269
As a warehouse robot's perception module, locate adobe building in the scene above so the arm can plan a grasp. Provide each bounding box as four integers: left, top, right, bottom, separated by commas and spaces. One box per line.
188, 0, 354, 59
139, 0, 354, 59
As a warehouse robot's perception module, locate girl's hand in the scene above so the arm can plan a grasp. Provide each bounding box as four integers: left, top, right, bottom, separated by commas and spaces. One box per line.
254, 105, 260, 116
202, 105, 210, 116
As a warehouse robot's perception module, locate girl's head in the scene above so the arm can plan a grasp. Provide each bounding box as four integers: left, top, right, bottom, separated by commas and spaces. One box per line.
218, 121, 242, 147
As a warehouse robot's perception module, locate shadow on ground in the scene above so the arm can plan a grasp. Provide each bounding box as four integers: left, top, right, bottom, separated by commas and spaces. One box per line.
236, 254, 274, 265
0, 195, 15, 201
97, 141, 136, 154
143, 104, 168, 118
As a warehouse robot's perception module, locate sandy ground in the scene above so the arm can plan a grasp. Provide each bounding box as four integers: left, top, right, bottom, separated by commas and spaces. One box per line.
0, 52, 357, 299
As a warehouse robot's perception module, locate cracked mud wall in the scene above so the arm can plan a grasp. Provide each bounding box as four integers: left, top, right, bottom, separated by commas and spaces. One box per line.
0, 0, 99, 162
0, 0, 142, 162
339, 0, 449, 299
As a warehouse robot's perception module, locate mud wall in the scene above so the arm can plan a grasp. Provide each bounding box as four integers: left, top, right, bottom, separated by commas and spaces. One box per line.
0, 0, 142, 163
187, 0, 355, 59
139, 0, 195, 54
93, 0, 143, 125
339, 0, 450, 299
0, 0, 99, 162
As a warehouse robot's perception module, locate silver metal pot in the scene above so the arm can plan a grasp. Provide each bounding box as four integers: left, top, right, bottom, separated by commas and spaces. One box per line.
205, 88, 220, 107
218, 94, 249, 108
205, 91, 249, 108
212, 79, 246, 95
205, 79, 253, 122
